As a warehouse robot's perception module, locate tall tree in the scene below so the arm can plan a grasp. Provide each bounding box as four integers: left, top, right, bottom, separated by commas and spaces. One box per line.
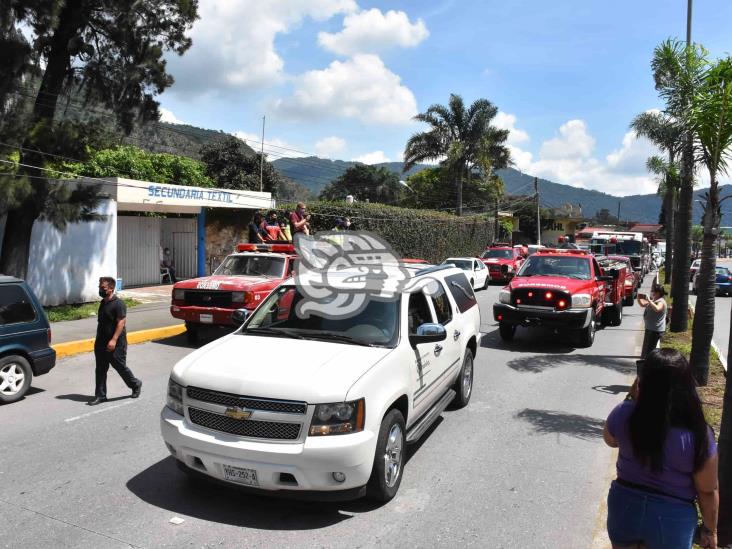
688, 56, 732, 386
319, 164, 403, 204
630, 112, 682, 285
0, 0, 198, 278
652, 39, 708, 332
403, 94, 511, 215
200, 135, 282, 196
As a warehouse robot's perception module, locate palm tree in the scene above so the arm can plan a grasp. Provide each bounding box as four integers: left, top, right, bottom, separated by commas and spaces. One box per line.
403, 94, 511, 215
630, 112, 682, 285
651, 39, 708, 332
688, 57, 732, 386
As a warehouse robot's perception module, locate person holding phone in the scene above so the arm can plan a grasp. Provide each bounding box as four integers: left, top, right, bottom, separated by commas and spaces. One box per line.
638, 285, 667, 359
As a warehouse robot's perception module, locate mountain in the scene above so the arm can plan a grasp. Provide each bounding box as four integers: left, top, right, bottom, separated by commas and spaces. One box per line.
272, 155, 732, 225
132, 122, 256, 160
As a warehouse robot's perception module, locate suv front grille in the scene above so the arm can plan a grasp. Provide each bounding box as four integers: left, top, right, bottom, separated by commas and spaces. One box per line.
184, 290, 232, 307
186, 386, 307, 414
188, 407, 301, 440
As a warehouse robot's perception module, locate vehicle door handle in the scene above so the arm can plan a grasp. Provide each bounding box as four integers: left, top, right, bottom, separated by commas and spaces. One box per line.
434, 344, 443, 356
453, 330, 461, 341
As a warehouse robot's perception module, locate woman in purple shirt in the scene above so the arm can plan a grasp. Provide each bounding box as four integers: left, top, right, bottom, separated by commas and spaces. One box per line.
603, 348, 718, 549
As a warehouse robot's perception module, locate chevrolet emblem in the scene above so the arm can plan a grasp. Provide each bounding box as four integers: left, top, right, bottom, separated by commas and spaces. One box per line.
224, 407, 252, 420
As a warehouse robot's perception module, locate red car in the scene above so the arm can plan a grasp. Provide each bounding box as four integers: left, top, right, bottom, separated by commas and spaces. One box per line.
493, 248, 620, 347
607, 255, 639, 306
480, 245, 524, 282
170, 243, 297, 342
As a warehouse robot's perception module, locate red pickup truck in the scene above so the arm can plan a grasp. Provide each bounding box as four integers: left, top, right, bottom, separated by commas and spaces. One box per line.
480, 245, 524, 282
170, 243, 297, 342
492, 248, 622, 347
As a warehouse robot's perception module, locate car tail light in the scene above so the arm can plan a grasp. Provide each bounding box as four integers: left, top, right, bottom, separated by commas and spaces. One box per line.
545, 292, 553, 299
557, 300, 567, 309
47, 328, 52, 345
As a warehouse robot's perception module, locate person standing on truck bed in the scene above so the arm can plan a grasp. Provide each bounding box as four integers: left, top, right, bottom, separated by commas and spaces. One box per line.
248, 213, 267, 244
289, 202, 310, 236
89, 277, 142, 405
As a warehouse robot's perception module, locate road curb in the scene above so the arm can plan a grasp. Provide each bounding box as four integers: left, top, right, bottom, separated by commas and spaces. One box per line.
52, 324, 186, 359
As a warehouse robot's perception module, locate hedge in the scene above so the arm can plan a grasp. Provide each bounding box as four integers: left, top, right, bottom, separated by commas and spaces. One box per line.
275, 201, 495, 264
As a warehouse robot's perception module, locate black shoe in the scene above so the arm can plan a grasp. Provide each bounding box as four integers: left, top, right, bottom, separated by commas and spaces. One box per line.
131, 381, 142, 398
88, 397, 107, 406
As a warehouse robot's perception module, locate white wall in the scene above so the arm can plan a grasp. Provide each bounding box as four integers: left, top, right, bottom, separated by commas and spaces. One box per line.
26, 200, 117, 306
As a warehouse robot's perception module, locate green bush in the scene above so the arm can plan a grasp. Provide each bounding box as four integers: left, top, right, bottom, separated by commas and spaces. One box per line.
276, 201, 494, 263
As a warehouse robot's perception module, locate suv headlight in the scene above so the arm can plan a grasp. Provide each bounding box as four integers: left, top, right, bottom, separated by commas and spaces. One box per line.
173, 289, 185, 301
571, 294, 592, 308
166, 378, 184, 415
499, 289, 512, 304
309, 399, 365, 436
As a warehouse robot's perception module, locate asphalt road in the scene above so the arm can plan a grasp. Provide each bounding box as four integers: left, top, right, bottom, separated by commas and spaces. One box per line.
0, 282, 647, 548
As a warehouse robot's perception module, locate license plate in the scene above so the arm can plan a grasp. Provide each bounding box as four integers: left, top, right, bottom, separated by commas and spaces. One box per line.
199, 313, 213, 324
221, 465, 258, 486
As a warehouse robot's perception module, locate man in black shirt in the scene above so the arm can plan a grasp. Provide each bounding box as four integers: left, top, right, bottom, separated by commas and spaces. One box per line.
89, 277, 141, 405
248, 212, 266, 244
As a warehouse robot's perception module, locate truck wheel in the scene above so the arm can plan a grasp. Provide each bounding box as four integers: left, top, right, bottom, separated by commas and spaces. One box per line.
610, 304, 623, 326
577, 311, 596, 347
367, 409, 406, 502
0, 355, 33, 404
185, 322, 199, 344
451, 350, 474, 409
498, 322, 516, 341
623, 294, 634, 307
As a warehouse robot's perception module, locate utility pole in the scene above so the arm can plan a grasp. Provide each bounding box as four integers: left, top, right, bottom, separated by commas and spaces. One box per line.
494, 196, 499, 242
617, 200, 621, 224
259, 115, 265, 192
686, 0, 692, 44
534, 177, 541, 245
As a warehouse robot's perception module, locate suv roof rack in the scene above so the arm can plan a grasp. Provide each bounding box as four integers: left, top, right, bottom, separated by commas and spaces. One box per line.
416, 264, 454, 276
236, 243, 296, 254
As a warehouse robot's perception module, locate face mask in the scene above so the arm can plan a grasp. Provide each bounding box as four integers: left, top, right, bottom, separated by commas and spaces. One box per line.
99, 288, 108, 298
298, 208, 305, 215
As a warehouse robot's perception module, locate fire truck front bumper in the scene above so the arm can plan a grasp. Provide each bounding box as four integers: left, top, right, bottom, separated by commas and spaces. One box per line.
493, 304, 593, 329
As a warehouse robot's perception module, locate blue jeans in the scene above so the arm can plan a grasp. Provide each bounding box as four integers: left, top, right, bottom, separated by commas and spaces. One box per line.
607, 481, 697, 549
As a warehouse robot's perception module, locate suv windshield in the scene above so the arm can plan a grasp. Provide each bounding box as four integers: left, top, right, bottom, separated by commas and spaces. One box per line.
482, 249, 512, 259
517, 255, 591, 280
242, 285, 399, 347
214, 255, 285, 278
444, 259, 472, 270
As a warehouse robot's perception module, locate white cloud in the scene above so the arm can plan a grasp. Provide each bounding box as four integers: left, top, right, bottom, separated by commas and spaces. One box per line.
508, 118, 664, 196
276, 54, 418, 124
494, 111, 529, 145
159, 108, 184, 125
539, 119, 595, 160
318, 9, 429, 55
166, 0, 357, 94
354, 150, 390, 164
315, 136, 347, 157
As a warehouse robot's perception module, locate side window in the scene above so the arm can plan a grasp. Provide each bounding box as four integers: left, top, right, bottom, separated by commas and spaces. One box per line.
445, 273, 477, 313
0, 284, 38, 325
407, 292, 433, 335
592, 258, 602, 277
430, 282, 453, 325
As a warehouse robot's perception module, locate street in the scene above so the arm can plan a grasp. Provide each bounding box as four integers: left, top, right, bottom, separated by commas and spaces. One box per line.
0, 284, 645, 549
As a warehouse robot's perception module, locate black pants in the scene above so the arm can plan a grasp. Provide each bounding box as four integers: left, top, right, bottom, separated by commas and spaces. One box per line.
94, 347, 139, 398
641, 330, 663, 359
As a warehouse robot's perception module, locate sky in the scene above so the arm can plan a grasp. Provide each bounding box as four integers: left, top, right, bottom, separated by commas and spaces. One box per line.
157, 0, 732, 197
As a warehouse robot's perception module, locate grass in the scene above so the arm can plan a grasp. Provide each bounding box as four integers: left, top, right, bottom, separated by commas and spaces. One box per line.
44, 298, 141, 323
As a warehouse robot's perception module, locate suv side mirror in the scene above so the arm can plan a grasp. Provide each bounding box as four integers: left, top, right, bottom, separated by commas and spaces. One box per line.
409, 323, 446, 347
232, 308, 250, 325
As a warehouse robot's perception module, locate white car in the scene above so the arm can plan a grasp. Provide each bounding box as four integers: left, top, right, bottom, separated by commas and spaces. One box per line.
441, 257, 489, 290
690, 259, 701, 282
161, 264, 481, 501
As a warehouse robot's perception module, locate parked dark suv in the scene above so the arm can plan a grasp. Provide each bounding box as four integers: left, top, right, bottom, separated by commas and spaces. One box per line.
0, 276, 55, 403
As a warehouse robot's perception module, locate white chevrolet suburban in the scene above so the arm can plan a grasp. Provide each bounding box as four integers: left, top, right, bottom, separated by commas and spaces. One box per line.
160, 264, 481, 501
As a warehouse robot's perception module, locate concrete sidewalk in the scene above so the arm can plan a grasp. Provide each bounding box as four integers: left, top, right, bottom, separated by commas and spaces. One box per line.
51, 301, 184, 357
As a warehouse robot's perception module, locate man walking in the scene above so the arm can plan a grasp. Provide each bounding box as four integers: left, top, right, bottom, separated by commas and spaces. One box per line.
89, 277, 141, 405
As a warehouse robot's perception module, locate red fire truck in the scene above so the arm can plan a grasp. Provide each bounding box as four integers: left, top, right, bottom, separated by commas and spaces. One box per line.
170, 243, 297, 342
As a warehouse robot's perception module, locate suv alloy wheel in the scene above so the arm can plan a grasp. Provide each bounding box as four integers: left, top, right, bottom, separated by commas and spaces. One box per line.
367, 409, 406, 502
0, 355, 33, 404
